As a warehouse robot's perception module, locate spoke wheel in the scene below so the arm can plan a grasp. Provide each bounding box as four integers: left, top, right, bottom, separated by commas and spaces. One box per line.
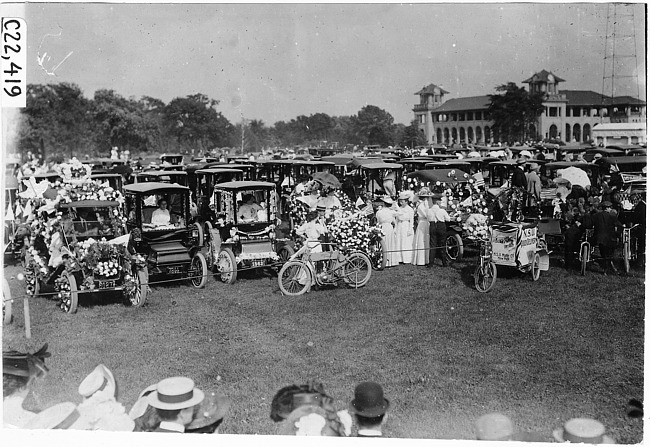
193, 222, 205, 247
369, 239, 387, 270
124, 268, 148, 307
60, 273, 79, 314
216, 248, 237, 284
580, 244, 589, 276
278, 245, 295, 264
445, 232, 464, 262
474, 261, 497, 293
190, 252, 208, 288
3, 278, 12, 325
623, 241, 630, 274
343, 252, 372, 288
531, 253, 541, 281
278, 261, 311, 296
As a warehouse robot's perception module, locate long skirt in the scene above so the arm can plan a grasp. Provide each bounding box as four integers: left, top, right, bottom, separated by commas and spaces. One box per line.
394, 220, 413, 264
411, 220, 430, 266
380, 222, 399, 267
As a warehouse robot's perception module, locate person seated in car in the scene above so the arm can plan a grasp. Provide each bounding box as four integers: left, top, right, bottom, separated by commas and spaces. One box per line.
238, 195, 262, 222
151, 199, 171, 226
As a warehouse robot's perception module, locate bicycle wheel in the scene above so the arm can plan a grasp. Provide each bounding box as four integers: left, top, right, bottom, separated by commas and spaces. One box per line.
445, 232, 463, 262
343, 252, 372, 288
531, 253, 541, 281
623, 241, 630, 274
278, 261, 311, 296
474, 261, 497, 293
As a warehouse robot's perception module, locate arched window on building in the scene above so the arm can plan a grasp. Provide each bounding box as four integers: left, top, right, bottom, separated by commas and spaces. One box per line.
484, 126, 491, 143
444, 128, 450, 145
451, 128, 458, 143
583, 124, 591, 142
459, 127, 466, 143
476, 126, 483, 144
572, 123, 581, 142
549, 125, 558, 139
565, 124, 571, 142
467, 126, 474, 143
436, 128, 443, 144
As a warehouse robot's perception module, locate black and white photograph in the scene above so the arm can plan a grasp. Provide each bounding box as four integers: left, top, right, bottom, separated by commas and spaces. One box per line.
1, 2, 646, 444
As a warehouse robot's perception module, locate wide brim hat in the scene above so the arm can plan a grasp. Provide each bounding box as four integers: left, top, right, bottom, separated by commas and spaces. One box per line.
349, 382, 390, 418
24, 402, 80, 429
416, 187, 434, 197
127, 384, 158, 419
278, 404, 342, 436
398, 191, 412, 201
600, 201, 613, 209
516, 158, 527, 164
147, 376, 205, 410
529, 162, 540, 171
553, 418, 615, 444
186, 391, 231, 430
78, 364, 116, 399
380, 196, 394, 205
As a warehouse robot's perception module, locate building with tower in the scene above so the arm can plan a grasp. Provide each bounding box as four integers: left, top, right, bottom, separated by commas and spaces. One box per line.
413, 69, 646, 145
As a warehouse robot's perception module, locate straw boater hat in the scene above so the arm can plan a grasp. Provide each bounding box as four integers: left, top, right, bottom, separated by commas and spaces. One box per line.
553, 418, 615, 444
147, 377, 205, 410
78, 364, 116, 399
24, 402, 80, 429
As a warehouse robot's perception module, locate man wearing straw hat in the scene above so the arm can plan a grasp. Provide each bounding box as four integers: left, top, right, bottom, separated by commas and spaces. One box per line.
148, 376, 205, 433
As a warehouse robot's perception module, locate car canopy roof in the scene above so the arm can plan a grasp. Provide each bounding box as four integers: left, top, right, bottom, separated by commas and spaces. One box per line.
544, 161, 596, 170
124, 182, 189, 193
195, 168, 244, 175
137, 170, 188, 177
359, 162, 403, 170
213, 180, 276, 190
407, 169, 469, 183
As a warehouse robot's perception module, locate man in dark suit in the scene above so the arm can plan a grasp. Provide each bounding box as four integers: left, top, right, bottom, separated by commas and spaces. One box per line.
592, 201, 623, 274
511, 159, 528, 188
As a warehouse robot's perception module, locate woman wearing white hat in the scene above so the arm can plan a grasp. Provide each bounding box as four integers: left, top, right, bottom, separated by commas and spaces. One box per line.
375, 196, 399, 267
411, 188, 433, 266
394, 191, 414, 264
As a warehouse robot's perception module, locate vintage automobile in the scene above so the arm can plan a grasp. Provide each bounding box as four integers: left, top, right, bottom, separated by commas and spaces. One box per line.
22, 199, 148, 313
207, 181, 294, 284
203, 163, 256, 181
425, 160, 472, 174
605, 156, 647, 175
192, 168, 244, 230
347, 160, 404, 200
134, 170, 188, 186
85, 158, 127, 174
90, 173, 124, 191
123, 182, 208, 291
159, 153, 185, 166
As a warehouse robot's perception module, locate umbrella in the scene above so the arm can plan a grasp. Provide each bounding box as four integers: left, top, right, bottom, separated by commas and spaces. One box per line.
557, 166, 591, 188
311, 172, 341, 189
467, 151, 481, 157
519, 150, 533, 158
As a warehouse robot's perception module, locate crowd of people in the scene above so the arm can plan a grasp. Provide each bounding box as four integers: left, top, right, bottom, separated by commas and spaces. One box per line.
3, 344, 629, 441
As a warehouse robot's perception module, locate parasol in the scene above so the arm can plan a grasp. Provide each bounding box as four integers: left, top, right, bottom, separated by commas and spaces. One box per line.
467, 151, 481, 157
556, 166, 591, 188
311, 172, 341, 189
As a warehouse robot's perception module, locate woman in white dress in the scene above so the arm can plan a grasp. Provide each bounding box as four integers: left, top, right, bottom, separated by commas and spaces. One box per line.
394, 191, 414, 264
375, 196, 399, 267
411, 187, 433, 266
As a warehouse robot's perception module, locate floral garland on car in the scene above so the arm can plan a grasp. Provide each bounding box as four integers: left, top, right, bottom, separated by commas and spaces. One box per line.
54, 157, 92, 183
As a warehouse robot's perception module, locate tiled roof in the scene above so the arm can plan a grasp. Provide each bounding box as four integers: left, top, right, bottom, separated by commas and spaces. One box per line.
522, 70, 566, 84
432, 95, 491, 112
561, 90, 646, 106
415, 83, 449, 95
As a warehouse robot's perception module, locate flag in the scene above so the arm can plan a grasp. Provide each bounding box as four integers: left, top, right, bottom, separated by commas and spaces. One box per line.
472, 173, 485, 188
5, 201, 14, 221
355, 197, 365, 208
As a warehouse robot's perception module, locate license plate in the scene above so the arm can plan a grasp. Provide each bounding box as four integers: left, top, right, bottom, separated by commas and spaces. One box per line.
167, 266, 182, 274
98, 280, 115, 289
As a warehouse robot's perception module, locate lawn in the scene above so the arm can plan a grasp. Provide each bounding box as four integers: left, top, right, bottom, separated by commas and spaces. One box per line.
2, 254, 644, 442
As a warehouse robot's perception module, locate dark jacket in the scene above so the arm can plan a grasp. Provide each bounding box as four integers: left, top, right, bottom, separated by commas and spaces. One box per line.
511, 167, 528, 188
592, 210, 622, 247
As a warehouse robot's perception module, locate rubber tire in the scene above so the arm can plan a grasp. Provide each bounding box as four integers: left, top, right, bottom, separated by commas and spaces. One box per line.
190, 252, 208, 289
216, 248, 237, 284
580, 244, 589, 276
623, 241, 630, 274
193, 222, 204, 247
474, 262, 497, 293
370, 239, 387, 270
204, 221, 213, 244
445, 232, 464, 262
278, 261, 312, 296
531, 253, 541, 281
343, 251, 372, 288
3, 278, 12, 325
62, 272, 79, 314
125, 269, 148, 307
278, 245, 295, 263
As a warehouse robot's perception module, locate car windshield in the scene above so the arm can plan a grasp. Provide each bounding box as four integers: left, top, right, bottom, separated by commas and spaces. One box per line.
128, 191, 188, 232
61, 207, 119, 239
215, 188, 272, 225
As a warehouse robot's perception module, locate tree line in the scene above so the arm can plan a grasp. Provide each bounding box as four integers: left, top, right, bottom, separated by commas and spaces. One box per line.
17, 83, 427, 160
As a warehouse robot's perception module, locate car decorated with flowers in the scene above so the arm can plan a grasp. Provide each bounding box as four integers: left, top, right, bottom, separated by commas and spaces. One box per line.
22, 199, 148, 313
207, 181, 293, 284
123, 182, 208, 291
406, 168, 491, 261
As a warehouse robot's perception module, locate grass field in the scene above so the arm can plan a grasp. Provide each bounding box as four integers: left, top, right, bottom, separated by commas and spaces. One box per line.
2, 253, 644, 441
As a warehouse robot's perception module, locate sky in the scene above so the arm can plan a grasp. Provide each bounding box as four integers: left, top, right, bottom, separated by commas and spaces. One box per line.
5, 2, 648, 126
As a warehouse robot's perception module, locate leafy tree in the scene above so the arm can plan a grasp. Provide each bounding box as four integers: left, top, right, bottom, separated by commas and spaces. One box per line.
307, 113, 334, 141
19, 83, 95, 159
487, 83, 545, 144
163, 93, 234, 153
352, 105, 396, 146
92, 89, 160, 154
399, 120, 427, 148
